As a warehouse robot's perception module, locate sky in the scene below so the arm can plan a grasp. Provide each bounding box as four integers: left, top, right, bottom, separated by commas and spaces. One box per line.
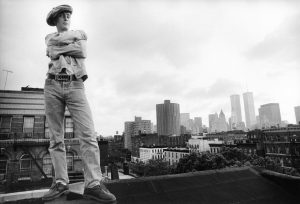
0, 0, 300, 136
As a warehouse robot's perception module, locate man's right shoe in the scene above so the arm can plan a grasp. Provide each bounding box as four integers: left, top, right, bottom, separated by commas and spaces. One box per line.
83, 183, 117, 203
42, 182, 69, 201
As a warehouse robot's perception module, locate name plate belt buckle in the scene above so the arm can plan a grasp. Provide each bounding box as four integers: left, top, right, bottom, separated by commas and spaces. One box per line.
55, 74, 71, 82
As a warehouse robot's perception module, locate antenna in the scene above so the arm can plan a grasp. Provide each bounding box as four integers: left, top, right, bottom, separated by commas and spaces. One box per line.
2, 69, 13, 90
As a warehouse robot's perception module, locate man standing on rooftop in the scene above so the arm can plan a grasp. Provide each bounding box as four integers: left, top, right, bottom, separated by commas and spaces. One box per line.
42, 5, 116, 203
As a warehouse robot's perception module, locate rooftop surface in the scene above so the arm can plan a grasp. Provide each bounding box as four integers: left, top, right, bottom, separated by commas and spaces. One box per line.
3, 167, 300, 204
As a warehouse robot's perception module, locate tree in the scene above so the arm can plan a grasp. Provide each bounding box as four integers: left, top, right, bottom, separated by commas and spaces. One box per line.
129, 159, 174, 176
175, 152, 227, 173
143, 159, 172, 176
221, 147, 248, 163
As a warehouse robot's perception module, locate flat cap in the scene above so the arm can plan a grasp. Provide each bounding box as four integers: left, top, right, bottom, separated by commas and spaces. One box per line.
46, 5, 73, 26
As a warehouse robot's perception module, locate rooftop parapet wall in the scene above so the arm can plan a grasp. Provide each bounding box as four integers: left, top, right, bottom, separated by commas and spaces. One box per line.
3, 167, 300, 204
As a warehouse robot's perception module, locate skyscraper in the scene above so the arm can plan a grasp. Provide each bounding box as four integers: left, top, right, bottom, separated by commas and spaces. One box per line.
156, 100, 180, 136
259, 103, 281, 128
180, 113, 190, 130
208, 113, 218, 133
230, 94, 243, 129
209, 111, 227, 132
295, 106, 300, 125
243, 92, 256, 129
193, 117, 203, 134
217, 110, 228, 132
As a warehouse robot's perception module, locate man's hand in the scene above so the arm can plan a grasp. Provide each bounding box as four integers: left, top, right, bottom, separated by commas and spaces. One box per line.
47, 40, 87, 60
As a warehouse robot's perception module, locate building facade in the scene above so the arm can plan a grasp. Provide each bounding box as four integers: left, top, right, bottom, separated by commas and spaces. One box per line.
208, 113, 218, 133
139, 147, 167, 163
230, 94, 243, 130
124, 117, 152, 151
206, 131, 247, 145
156, 100, 180, 136
262, 125, 300, 171
210, 110, 228, 133
133, 117, 152, 135
259, 103, 281, 128
163, 148, 189, 165
188, 138, 223, 153
124, 121, 134, 150
0, 88, 84, 190
192, 117, 203, 134
295, 106, 300, 125
131, 133, 191, 158
180, 113, 190, 132
243, 92, 256, 129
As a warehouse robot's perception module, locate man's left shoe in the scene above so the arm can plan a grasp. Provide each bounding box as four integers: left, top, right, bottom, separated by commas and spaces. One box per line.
83, 183, 117, 203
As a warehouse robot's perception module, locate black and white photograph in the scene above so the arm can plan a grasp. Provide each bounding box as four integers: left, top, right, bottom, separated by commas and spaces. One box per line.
0, 0, 300, 203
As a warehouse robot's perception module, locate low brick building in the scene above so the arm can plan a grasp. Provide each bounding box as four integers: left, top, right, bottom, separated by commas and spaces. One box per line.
131, 133, 191, 157
262, 125, 300, 170
0, 88, 88, 191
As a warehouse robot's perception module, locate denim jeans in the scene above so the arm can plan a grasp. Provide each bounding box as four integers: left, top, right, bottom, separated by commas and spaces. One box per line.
44, 78, 102, 188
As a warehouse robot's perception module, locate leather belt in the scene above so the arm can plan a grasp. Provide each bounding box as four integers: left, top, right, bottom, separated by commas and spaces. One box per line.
48, 74, 78, 82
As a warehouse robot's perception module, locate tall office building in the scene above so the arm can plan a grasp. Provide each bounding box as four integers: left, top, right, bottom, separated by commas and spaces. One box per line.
156, 100, 180, 136
295, 106, 300, 125
230, 94, 243, 129
243, 92, 256, 129
218, 110, 228, 132
180, 113, 190, 130
193, 117, 203, 134
209, 113, 218, 133
124, 116, 152, 150
259, 103, 281, 128
209, 111, 227, 132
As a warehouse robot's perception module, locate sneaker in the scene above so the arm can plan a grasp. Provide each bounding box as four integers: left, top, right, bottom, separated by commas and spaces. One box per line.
42, 182, 69, 201
83, 183, 117, 203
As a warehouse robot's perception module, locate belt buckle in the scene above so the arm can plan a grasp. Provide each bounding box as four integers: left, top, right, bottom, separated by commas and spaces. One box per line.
55, 74, 71, 82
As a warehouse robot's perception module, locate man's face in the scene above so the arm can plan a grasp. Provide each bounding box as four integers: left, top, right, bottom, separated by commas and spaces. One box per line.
56, 12, 71, 31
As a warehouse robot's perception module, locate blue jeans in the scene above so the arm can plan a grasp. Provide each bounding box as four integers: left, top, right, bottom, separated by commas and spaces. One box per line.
44, 78, 102, 188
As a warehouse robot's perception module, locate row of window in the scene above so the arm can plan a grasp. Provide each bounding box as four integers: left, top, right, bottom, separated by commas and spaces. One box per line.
211, 147, 221, 153
0, 153, 75, 180
165, 151, 188, 159
0, 116, 74, 136
266, 146, 300, 156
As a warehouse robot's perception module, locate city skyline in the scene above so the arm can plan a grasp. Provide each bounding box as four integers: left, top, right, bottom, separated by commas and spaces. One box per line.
1, 0, 300, 136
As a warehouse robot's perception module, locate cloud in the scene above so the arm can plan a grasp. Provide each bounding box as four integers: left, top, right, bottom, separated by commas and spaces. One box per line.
245, 13, 300, 64
112, 70, 185, 97
185, 78, 241, 99
87, 1, 213, 69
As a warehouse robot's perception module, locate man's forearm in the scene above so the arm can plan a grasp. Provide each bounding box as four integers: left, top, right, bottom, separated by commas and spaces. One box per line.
48, 40, 87, 59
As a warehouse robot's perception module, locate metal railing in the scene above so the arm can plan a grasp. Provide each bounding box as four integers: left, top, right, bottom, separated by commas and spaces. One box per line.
0, 135, 79, 146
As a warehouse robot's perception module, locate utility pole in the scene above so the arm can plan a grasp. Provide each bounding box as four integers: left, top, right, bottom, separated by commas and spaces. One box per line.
2, 69, 13, 90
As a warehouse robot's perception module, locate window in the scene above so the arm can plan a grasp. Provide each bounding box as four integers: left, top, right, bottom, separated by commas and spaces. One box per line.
45, 117, 50, 139
20, 154, 31, 171
66, 152, 74, 171
0, 116, 12, 133
65, 117, 74, 138
0, 155, 8, 180
23, 116, 34, 133
43, 154, 52, 177
65, 117, 74, 133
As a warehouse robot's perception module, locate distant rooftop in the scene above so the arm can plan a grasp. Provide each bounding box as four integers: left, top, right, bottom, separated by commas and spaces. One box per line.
21, 87, 44, 92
